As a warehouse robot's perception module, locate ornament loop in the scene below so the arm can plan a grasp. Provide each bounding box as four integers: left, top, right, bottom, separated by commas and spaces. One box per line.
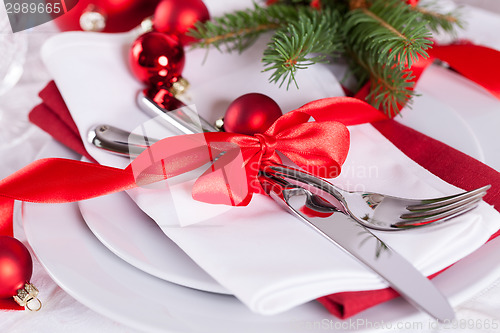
25, 297, 42, 312
255, 133, 277, 159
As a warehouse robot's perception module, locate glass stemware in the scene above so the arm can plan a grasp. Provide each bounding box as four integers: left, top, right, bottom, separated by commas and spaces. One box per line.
0, 8, 28, 149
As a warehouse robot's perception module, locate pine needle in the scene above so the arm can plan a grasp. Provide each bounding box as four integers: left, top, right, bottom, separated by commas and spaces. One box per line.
262, 7, 343, 88
189, 4, 299, 53
344, 0, 433, 69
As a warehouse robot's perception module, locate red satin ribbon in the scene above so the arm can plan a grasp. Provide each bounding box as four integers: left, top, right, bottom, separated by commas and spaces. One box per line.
0, 97, 386, 238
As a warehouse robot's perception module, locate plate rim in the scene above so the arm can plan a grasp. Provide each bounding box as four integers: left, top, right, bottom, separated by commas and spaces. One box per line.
77, 190, 230, 295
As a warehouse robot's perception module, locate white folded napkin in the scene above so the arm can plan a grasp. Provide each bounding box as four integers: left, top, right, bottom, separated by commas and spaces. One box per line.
40, 1, 500, 315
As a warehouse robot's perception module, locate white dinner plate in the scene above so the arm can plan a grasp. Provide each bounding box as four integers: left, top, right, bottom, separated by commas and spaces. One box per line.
413, 64, 500, 172
78, 191, 229, 294
22, 184, 500, 333
398, 86, 484, 163
22, 140, 500, 333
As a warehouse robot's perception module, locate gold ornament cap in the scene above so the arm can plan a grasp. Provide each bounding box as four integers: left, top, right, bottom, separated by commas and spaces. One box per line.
168, 77, 190, 97
80, 6, 107, 32
215, 117, 225, 131
14, 283, 42, 311
140, 17, 154, 34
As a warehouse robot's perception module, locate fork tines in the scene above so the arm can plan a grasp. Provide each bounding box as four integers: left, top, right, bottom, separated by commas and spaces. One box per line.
394, 185, 491, 228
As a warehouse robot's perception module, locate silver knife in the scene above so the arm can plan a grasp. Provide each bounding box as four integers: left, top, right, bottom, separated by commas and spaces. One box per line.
88, 91, 455, 321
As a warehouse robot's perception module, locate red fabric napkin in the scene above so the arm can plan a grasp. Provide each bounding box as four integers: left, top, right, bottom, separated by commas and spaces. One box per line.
29, 81, 96, 163
29, 81, 500, 319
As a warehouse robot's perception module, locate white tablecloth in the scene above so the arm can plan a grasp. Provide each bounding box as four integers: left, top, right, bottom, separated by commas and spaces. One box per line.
1, 1, 500, 332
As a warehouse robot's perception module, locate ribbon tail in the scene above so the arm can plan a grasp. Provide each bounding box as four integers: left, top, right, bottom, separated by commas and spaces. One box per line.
429, 44, 500, 100
0, 198, 14, 237
0, 158, 136, 203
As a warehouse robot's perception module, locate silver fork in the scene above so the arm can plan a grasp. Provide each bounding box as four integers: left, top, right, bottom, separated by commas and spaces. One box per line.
264, 164, 490, 231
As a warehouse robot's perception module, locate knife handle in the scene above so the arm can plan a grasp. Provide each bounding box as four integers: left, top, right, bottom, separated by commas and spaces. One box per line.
137, 88, 218, 135
89, 124, 156, 157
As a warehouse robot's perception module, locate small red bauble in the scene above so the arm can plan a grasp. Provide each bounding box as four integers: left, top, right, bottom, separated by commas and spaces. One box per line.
153, 0, 210, 45
223, 93, 283, 136
129, 31, 186, 87
0, 236, 32, 299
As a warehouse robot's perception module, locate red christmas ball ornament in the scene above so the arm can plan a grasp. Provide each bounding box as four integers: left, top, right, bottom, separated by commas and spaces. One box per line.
0, 236, 32, 299
153, 0, 210, 45
129, 31, 186, 87
223, 93, 283, 136
0, 236, 41, 311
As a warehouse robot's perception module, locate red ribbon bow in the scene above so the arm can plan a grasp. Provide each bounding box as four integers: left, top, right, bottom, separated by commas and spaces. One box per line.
132, 97, 387, 206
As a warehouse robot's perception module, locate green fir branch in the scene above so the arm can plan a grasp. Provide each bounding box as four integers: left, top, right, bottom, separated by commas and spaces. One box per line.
262, 7, 343, 88
367, 68, 416, 118
188, 0, 463, 118
346, 48, 416, 117
189, 4, 299, 53
344, 0, 433, 69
